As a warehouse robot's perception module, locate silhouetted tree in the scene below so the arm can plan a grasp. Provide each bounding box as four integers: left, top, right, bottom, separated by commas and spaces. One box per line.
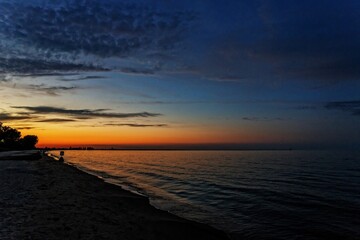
0, 122, 21, 148
20, 135, 39, 149
0, 122, 39, 150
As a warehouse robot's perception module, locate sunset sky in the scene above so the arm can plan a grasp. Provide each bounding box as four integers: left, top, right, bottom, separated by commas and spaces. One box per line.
0, 0, 359, 148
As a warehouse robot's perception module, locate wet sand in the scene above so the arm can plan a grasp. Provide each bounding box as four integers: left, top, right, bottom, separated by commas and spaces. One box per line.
0, 151, 230, 240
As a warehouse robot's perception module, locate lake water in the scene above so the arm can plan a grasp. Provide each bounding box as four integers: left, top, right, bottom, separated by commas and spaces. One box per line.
49, 150, 360, 240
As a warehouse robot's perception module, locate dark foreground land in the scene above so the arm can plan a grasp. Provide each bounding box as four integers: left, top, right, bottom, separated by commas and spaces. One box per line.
0, 151, 229, 240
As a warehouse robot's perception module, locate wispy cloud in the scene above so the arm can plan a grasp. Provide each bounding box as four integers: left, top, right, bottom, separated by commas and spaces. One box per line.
59, 76, 107, 82
0, 113, 34, 121
242, 117, 285, 121
0, 80, 81, 97
24, 84, 79, 96
12, 106, 162, 119
118, 100, 207, 105
12, 72, 80, 78
120, 67, 157, 76
325, 100, 360, 116
0, 57, 107, 75
36, 118, 77, 123
293, 105, 319, 110
1, 108, 166, 128
104, 123, 167, 128
16, 126, 36, 130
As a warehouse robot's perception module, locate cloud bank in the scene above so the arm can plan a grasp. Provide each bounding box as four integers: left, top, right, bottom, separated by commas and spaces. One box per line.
325, 100, 360, 116
196, 0, 360, 84
1, 106, 165, 128
0, 0, 193, 75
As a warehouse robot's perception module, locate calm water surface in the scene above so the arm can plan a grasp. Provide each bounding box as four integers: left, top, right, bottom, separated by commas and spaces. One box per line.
50, 150, 360, 240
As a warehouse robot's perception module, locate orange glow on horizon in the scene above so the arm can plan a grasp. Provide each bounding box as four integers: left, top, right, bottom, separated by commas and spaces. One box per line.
17, 123, 264, 148
5, 116, 302, 148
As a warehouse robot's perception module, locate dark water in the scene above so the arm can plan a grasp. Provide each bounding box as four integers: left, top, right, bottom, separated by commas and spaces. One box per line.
50, 150, 360, 240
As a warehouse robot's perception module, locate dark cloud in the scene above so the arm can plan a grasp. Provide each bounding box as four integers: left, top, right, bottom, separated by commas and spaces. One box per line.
12, 106, 162, 119
112, 88, 156, 99
24, 84, 79, 96
1, 0, 358, 85
104, 123, 167, 128
207, 74, 246, 83
36, 118, 77, 123
325, 100, 360, 116
13, 72, 79, 78
242, 117, 285, 121
118, 100, 204, 105
242, 117, 258, 121
59, 76, 106, 82
0, 113, 34, 121
117, 100, 313, 105
0, 0, 193, 74
199, 0, 360, 84
0, 78, 80, 97
0, 57, 107, 75
16, 127, 36, 130
120, 67, 156, 75
294, 105, 318, 110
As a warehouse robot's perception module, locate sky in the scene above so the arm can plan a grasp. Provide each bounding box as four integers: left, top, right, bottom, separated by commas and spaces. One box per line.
0, 0, 359, 149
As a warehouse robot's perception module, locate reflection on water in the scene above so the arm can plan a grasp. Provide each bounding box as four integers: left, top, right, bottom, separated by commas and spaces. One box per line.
50, 150, 360, 240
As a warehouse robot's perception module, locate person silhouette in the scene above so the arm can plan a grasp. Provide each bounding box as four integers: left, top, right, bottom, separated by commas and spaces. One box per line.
59, 151, 64, 162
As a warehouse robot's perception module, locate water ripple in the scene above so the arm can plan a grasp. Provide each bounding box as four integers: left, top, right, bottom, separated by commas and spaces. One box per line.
50, 150, 360, 240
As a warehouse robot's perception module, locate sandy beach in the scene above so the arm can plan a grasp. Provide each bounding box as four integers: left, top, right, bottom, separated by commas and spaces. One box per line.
0, 151, 229, 240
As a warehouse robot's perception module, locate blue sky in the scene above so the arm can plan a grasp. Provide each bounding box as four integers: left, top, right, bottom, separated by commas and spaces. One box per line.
0, 0, 359, 148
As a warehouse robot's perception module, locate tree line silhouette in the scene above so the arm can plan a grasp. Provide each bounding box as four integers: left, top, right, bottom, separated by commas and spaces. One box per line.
0, 122, 38, 151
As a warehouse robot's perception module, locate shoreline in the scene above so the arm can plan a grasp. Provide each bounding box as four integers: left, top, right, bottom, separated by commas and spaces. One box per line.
47, 153, 149, 198
0, 151, 230, 240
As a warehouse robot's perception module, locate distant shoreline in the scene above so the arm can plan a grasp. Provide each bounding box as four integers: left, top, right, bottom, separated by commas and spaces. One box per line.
42, 148, 295, 151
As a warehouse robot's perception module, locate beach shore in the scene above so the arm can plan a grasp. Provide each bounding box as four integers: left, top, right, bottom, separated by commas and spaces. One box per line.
0, 151, 230, 240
